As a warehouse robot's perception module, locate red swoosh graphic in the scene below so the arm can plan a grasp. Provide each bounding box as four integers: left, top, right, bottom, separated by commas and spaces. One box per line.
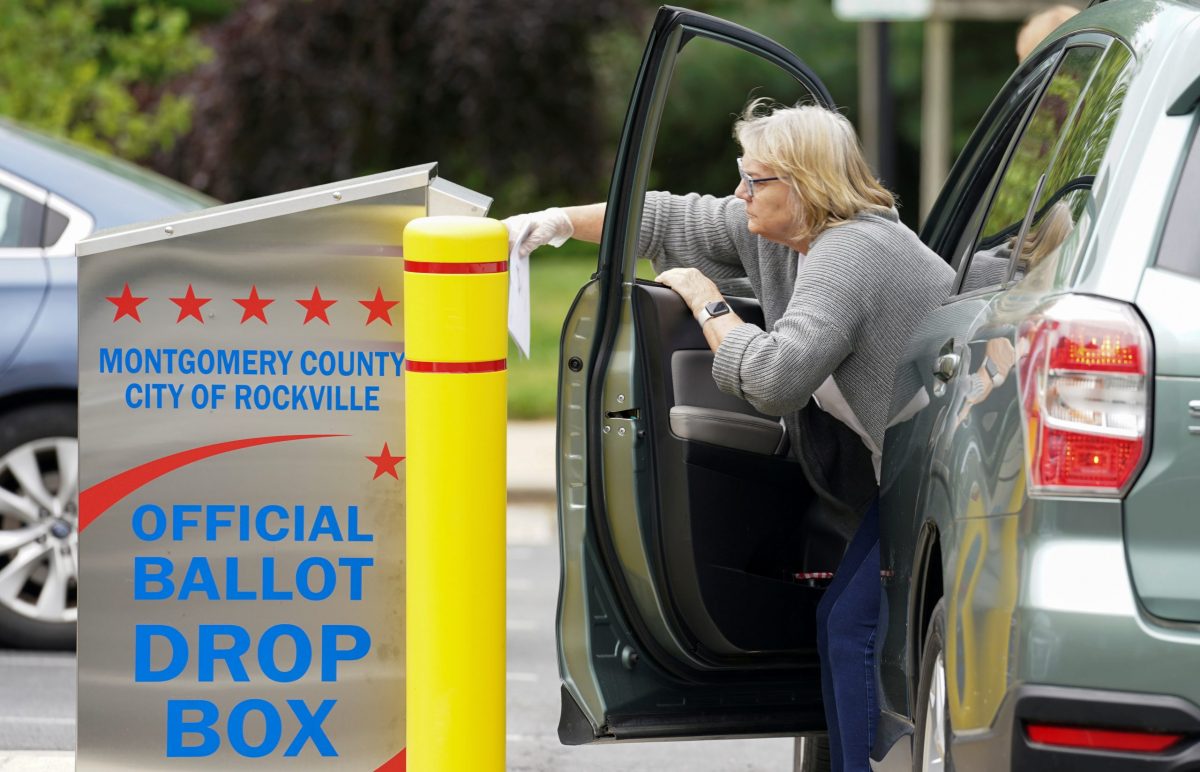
78, 434, 344, 532
376, 748, 405, 771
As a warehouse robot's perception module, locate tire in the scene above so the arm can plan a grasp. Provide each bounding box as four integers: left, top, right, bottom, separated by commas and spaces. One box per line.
912, 599, 951, 772
0, 403, 78, 650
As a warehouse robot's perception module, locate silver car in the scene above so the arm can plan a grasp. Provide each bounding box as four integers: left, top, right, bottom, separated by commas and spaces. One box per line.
0, 121, 213, 648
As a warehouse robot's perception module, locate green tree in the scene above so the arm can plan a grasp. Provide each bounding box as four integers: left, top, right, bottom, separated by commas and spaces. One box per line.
153, 0, 639, 210
589, 1, 1023, 229
0, 0, 210, 160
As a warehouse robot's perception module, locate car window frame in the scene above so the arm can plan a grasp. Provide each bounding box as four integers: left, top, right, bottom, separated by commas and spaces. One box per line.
42, 192, 93, 258
928, 31, 1126, 305
920, 46, 1063, 261
949, 39, 1115, 299
1155, 113, 1200, 280
0, 168, 47, 257
0, 168, 93, 260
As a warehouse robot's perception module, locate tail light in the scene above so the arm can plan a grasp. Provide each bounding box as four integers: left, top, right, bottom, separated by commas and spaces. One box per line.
1026, 723, 1184, 753
1017, 295, 1151, 496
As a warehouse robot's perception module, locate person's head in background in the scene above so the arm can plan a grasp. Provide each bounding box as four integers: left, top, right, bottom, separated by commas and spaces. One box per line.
1016, 4, 1080, 61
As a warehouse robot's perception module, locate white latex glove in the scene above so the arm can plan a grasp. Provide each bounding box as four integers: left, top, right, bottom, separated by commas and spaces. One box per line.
502, 207, 574, 259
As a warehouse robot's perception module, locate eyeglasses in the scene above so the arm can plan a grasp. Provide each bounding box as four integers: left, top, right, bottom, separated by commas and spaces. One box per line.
737, 157, 780, 199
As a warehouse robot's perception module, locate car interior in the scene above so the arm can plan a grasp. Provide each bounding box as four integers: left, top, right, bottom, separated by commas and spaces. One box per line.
629, 283, 851, 658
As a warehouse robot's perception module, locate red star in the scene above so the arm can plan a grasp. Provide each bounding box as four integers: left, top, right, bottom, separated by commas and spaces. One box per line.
106, 283, 148, 323
359, 288, 399, 326
366, 443, 404, 480
296, 286, 337, 325
233, 285, 274, 324
170, 284, 211, 324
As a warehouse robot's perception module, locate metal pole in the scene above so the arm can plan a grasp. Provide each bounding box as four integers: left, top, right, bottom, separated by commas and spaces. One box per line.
876, 21, 897, 189
858, 23, 882, 175
859, 22, 897, 188
920, 16, 953, 225
404, 217, 509, 771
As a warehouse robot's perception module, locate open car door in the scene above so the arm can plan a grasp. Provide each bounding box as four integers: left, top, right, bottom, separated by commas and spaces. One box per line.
555, 6, 848, 744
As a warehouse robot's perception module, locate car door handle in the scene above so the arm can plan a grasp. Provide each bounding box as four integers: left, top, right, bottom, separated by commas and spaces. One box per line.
933, 353, 961, 382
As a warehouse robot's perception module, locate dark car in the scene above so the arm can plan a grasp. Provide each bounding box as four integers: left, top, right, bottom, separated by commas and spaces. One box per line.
554, 2, 1200, 770
0, 121, 214, 648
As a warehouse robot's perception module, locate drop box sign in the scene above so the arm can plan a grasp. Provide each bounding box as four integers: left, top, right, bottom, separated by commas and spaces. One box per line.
75, 166, 489, 770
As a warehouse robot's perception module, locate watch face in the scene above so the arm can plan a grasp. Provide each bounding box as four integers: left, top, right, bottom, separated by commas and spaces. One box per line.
705, 300, 730, 316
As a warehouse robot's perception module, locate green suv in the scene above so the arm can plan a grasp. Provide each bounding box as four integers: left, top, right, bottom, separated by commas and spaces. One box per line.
555, 2, 1200, 770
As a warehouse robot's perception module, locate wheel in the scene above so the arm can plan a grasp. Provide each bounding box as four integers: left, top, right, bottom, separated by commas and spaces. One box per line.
0, 403, 78, 650
913, 598, 951, 772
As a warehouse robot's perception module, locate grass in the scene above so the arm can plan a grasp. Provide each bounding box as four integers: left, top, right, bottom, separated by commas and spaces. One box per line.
507, 239, 656, 419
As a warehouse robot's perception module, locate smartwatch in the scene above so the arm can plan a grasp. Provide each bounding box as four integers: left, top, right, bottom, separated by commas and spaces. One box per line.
697, 300, 732, 326
983, 357, 1005, 386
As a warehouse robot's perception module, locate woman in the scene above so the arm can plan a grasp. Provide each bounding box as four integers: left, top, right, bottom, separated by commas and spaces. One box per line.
506, 101, 954, 771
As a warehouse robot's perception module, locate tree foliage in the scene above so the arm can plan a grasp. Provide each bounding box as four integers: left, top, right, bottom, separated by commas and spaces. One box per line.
0, 0, 210, 160
594, 1, 1022, 228
153, 0, 641, 211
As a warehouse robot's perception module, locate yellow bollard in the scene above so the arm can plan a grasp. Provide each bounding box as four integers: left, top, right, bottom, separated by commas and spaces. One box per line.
403, 216, 508, 771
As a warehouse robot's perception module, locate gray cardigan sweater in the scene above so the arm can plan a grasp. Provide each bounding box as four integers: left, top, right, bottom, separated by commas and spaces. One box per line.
639, 192, 954, 526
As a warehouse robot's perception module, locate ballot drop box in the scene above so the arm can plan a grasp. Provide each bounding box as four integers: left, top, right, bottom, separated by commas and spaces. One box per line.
75, 166, 489, 770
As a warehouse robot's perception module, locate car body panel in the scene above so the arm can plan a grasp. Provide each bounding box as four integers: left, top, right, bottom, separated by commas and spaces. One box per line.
1, 254, 77, 399
0, 255, 49, 387
1124, 275, 1200, 620
877, 1, 1200, 768
1075, 11, 1200, 303
0, 169, 52, 384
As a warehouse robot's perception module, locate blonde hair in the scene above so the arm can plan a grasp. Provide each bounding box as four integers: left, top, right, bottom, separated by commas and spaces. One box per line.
733, 99, 894, 242
1018, 200, 1074, 269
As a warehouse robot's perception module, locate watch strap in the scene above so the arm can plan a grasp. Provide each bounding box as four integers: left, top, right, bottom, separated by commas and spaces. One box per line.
698, 300, 731, 326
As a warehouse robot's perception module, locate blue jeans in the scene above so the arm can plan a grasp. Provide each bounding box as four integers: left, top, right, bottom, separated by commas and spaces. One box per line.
815, 500, 880, 772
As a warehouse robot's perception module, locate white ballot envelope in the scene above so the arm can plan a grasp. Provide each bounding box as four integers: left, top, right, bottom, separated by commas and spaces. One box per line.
508, 220, 532, 358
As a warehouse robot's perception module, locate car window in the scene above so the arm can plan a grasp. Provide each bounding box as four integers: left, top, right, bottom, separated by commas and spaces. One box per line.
1157, 118, 1200, 280
957, 45, 1104, 294
0, 183, 43, 249
1010, 43, 1133, 282
42, 207, 69, 247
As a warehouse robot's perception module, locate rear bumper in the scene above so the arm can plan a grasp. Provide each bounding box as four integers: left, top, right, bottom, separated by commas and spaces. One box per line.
874, 686, 1200, 772
1010, 686, 1200, 771
954, 685, 1200, 772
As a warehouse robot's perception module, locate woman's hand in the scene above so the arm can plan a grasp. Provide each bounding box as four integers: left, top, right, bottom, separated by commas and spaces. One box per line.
501, 207, 575, 258
654, 267, 724, 318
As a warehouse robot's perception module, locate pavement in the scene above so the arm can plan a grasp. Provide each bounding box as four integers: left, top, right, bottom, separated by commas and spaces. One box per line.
507, 419, 558, 502
0, 753, 71, 771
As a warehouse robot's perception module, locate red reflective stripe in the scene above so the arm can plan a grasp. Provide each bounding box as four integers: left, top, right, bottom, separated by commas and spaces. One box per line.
404, 260, 507, 274
1026, 724, 1184, 753
406, 359, 506, 373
